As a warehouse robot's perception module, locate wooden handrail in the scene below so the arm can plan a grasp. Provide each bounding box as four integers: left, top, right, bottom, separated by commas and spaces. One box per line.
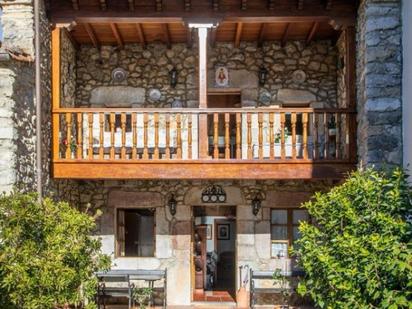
53, 107, 357, 114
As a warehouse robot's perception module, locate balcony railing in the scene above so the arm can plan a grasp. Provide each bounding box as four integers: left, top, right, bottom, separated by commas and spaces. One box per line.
52, 107, 356, 179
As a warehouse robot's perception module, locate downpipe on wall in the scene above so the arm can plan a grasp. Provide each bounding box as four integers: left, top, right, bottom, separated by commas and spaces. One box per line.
34, 0, 42, 201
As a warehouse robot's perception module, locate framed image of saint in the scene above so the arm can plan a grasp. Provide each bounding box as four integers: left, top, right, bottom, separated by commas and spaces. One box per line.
215, 66, 229, 87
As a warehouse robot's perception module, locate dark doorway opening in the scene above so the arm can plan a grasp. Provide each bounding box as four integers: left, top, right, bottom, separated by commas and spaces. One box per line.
192, 206, 236, 303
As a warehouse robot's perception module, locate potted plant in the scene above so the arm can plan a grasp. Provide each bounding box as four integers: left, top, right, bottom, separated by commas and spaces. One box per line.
273, 269, 291, 309
61, 135, 77, 158
132, 287, 153, 309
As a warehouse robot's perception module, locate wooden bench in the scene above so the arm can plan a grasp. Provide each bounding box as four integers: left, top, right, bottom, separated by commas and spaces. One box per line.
96, 269, 167, 309
249, 269, 305, 308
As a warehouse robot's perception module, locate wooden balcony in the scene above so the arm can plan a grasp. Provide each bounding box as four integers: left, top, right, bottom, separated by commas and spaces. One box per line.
52, 107, 356, 180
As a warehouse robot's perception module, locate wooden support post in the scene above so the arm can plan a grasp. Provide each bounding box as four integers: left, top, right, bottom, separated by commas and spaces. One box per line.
196, 26, 211, 159
52, 27, 61, 162
345, 26, 357, 162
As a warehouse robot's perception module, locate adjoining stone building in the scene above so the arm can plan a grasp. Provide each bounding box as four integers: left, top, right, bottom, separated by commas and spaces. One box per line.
0, 0, 407, 307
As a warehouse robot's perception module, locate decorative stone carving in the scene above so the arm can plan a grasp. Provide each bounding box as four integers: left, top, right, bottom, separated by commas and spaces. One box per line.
292, 70, 306, 84
90, 86, 145, 107
148, 88, 162, 101
171, 99, 184, 108
111, 68, 128, 83
259, 91, 272, 105
277, 89, 316, 104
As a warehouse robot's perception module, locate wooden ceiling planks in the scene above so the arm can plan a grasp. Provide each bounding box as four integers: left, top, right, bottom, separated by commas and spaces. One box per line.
69, 20, 340, 47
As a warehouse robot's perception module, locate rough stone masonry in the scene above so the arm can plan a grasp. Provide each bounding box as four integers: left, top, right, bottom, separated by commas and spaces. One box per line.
356, 0, 403, 167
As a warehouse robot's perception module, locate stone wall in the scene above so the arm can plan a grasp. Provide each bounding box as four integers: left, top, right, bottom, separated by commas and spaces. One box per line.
208, 41, 337, 108
60, 30, 76, 108
336, 32, 347, 108
75, 40, 338, 109
53, 178, 335, 306
356, 0, 403, 167
0, 0, 51, 193
76, 44, 198, 108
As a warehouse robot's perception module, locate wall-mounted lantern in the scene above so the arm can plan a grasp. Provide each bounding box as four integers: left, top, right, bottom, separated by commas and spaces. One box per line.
201, 185, 226, 203
169, 67, 178, 88
258, 66, 268, 86
168, 194, 177, 216
251, 195, 262, 216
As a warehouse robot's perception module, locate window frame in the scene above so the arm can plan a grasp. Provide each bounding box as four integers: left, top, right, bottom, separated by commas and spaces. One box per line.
115, 208, 156, 258
270, 208, 309, 258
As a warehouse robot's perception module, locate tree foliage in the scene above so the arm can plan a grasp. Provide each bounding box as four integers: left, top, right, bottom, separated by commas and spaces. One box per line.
294, 169, 412, 309
0, 192, 111, 309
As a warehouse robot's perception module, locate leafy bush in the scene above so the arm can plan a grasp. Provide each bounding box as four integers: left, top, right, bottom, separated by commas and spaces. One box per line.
0, 192, 111, 309
294, 169, 412, 309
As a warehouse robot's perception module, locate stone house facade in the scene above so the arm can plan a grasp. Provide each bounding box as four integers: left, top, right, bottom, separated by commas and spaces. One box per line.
0, 0, 408, 307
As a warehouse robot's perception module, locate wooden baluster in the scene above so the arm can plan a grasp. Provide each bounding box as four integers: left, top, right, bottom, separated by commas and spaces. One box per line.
291, 113, 297, 159
213, 113, 219, 159
235, 113, 241, 159
280, 113, 286, 160
335, 112, 341, 160
302, 113, 308, 159
154, 112, 159, 159
99, 113, 104, 159
247, 113, 252, 159
143, 113, 149, 159
313, 113, 319, 160
132, 113, 137, 159
188, 114, 193, 159
324, 113, 329, 159
53, 113, 60, 159
269, 113, 275, 160
165, 114, 171, 159
121, 113, 126, 159
224, 113, 230, 159
258, 113, 263, 159
110, 113, 115, 159
176, 113, 182, 159
65, 113, 72, 159
88, 113, 93, 159
76, 113, 83, 159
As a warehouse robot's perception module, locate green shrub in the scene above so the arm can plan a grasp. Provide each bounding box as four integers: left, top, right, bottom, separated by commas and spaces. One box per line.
0, 192, 111, 309
293, 168, 412, 309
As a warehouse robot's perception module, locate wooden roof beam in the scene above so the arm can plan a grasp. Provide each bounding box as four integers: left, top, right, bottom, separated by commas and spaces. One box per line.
281, 23, 291, 47
306, 21, 319, 45
297, 0, 304, 10
257, 23, 266, 47
185, 0, 191, 11
128, 0, 135, 11
186, 27, 193, 48
99, 0, 107, 11
241, 0, 247, 10
62, 27, 79, 50
135, 23, 146, 48
209, 27, 217, 48
213, 0, 219, 11
234, 22, 243, 48
84, 23, 100, 49
71, 0, 79, 10
110, 23, 124, 49
162, 23, 171, 49
156, 0, 163, 12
